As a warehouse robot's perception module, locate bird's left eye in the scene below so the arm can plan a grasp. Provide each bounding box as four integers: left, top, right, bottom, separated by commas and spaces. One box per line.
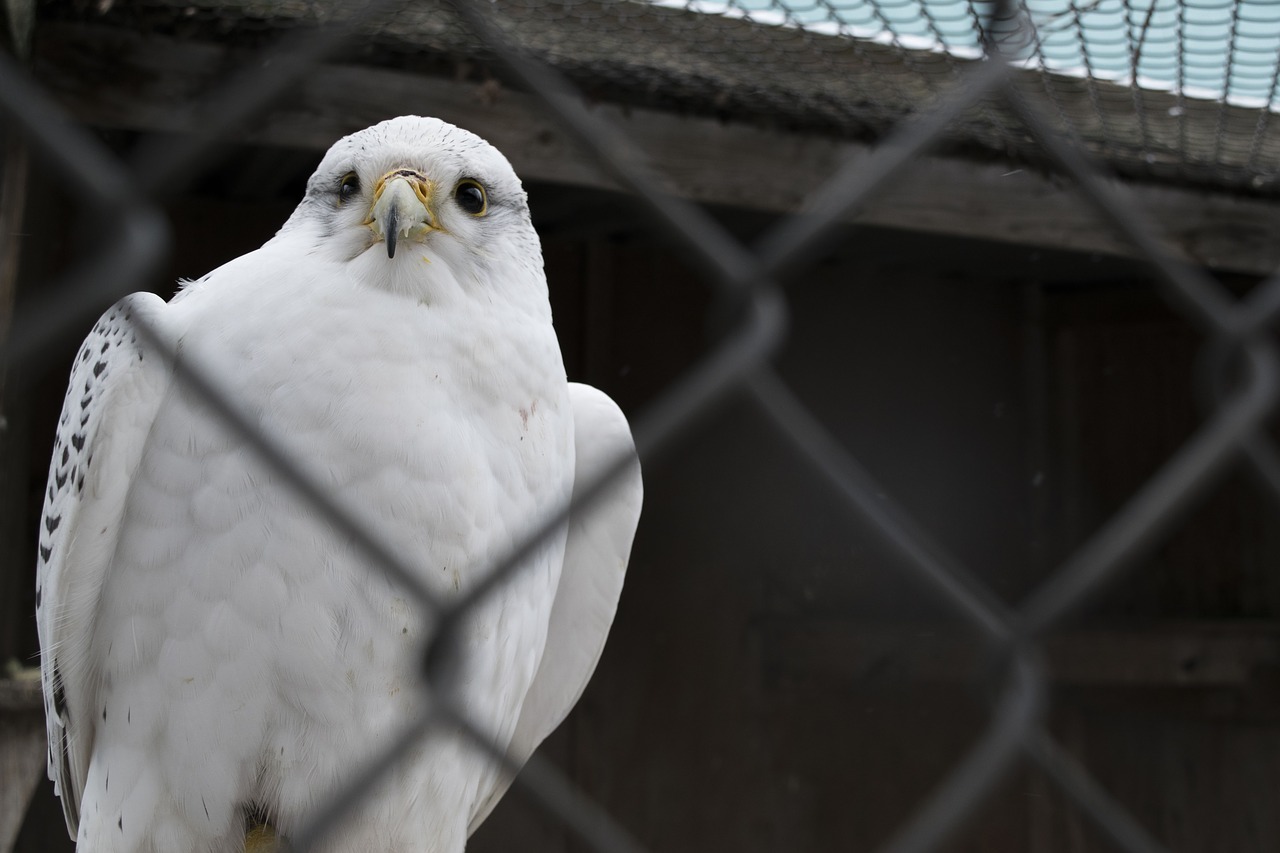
338, 172, 361, 203
454, 180, 487, 216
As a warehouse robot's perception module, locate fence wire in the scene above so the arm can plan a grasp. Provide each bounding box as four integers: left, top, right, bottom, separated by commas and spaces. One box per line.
3, 0, 1279, 851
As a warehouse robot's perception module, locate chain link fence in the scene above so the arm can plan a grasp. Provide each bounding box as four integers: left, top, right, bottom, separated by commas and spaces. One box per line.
3, 0, 1279, 850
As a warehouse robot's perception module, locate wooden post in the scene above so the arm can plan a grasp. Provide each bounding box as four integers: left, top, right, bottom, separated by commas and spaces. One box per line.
1, 8, 43, 850
0, 672, 44, 853
0, 13, 32, 677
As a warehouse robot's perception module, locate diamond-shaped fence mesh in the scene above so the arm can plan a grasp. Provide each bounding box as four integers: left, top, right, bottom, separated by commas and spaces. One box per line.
3, 0, 1279, 851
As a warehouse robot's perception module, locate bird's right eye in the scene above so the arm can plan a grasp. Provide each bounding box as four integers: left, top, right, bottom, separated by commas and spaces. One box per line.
338, 172, 361, 203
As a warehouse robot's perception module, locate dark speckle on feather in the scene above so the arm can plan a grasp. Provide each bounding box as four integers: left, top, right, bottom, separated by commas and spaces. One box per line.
39, 544, 51, 562
71, 433, 85, 451
52, 664, 67, 716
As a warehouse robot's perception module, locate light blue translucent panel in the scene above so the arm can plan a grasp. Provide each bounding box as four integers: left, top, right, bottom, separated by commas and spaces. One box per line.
666, 0, 1280, 106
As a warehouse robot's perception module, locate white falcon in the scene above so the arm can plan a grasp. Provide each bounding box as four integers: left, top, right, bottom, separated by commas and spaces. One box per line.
35, 115, 642, 852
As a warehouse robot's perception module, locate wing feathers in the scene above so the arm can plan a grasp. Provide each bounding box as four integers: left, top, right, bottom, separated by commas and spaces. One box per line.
36, 293, 173, 839
468, 382, 642, 832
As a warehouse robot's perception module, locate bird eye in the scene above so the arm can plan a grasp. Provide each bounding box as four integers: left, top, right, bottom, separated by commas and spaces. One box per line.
338, 172, 361, 203
454, 180, 487, 216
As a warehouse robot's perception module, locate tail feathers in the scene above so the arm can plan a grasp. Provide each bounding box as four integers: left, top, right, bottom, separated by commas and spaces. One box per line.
244, 821, 290, 853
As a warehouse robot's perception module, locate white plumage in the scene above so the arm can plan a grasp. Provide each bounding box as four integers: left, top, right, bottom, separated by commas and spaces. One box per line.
35, 115, 642, 852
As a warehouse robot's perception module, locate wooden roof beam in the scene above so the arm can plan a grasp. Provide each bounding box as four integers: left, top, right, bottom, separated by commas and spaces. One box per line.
31, 22, 1280, 277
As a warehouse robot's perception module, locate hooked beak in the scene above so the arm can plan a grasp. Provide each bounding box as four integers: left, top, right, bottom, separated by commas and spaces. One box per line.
367, 170, 436, 258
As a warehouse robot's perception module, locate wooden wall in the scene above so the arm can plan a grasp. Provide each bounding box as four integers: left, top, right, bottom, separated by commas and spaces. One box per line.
482, 210, 1280, 851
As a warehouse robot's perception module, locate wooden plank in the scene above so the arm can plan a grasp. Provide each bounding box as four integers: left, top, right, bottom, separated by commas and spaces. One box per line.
0, 125, 29, 671
0, 670, 42, 712
32, 23, 1280, 277
761, 620, 1280, 690
0, 672, 45, 853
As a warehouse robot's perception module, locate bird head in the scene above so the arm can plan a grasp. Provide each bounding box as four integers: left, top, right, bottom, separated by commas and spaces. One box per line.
280, 116, 545, 305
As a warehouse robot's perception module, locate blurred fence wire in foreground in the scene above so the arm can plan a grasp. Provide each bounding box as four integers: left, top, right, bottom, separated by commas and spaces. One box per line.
4, 0, 1280, 851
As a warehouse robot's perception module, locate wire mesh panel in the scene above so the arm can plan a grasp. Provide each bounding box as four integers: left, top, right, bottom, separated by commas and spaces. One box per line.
3, 0, 1280, 851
